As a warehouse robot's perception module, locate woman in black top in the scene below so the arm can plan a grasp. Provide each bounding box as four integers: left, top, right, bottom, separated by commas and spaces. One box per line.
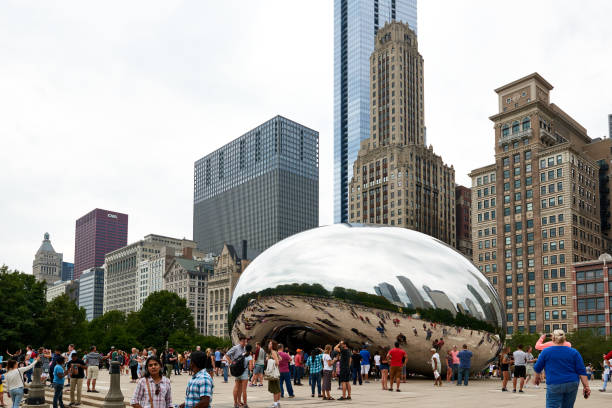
500, 347, 513, 391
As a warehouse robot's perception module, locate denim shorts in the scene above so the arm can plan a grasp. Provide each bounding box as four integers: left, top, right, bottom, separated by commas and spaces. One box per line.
238, 369, 249, 380
254, 364, 265, 374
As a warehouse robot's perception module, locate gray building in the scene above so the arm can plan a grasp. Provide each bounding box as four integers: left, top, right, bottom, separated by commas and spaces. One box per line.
609, 114, 611, 138
61, 262, 74, 281
79, 267, 104, 321
333, 0, 417, 223
194, 115, 319, 255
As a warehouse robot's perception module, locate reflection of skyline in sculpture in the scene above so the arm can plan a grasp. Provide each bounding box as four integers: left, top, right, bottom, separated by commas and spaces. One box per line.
396, 275, 431, 309
374, 282, 403, 306
467, 284, 497, 324
464, 298, 483, 320
423, 285, 457, 316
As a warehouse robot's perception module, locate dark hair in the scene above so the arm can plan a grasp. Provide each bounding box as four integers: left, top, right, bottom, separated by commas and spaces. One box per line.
57, 356, 65, 365
6, 359, 17, 369
517, 344, 523, 349
245, 344, 253, 355
190, 352, 206, 370
268, 340, 278, 352
238, 334, 246, 340
90, 346, 96, 351
394, 342, 400, 347
144, 356, 163, 378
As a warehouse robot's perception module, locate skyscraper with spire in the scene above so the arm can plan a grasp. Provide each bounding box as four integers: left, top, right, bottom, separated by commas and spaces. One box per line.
334, 0, 417, 223
33, 232, 63, 285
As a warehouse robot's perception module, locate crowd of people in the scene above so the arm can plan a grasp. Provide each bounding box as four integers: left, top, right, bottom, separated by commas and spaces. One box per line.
0, 329, 605, 408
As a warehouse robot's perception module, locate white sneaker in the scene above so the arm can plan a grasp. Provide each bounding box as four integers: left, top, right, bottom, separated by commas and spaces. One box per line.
535, 385, 539, 389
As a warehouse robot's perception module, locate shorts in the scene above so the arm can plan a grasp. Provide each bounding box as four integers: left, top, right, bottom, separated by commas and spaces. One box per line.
390, 366, 402, 381
268, 378, 281, 394
215, 360, 221, 368
254, 364, 265, 374
379, 364, 389, 371
526, 365, 535, 376
237, 369, 249, 381
514, 365, 526, 378
361, 365, 370, 375
87, 366, 99, 379
339, 369, 350, 383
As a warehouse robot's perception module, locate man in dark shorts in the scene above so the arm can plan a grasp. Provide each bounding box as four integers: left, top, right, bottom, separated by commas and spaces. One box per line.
512, 344, 527, 393
335, 341, 351, 400
387, 342, 407, 392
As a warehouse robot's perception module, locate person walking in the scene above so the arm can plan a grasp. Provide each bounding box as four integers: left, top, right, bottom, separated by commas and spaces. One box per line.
85, 346, 102, 393
450, 345, 460, 383
52, 356, 66, 408
335, 341, 352, 400
500, 347, 512, 392
445, 350, 454, 382
386, 342, 407, 392
129, 349, 140, 383
321, 345, 334, 400
5, 356, 39, 408
350, 348, 362, 386
534, 329, 590, 408
225, 336, 249, 408
131, 356, 172, 408
430, 348, 442, 387
359, 345, 371, 383
250, 343, 265, 387
456, 344, 473, 386
306, 348, 323, 398
266, 341, 281, 408
179, 351, 213, 408
66, 352, 86, 406
600, 354, 610, 392
512, 344, 527, 393
524, 346, 536, 389
379, 347, 390, 390
277, 344, 294, 399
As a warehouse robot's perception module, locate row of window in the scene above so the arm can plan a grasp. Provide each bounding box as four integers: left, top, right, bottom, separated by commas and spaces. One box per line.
475, 173, 496, 186
507, 324, 568, 335
501, 118, 531, 137
476, 185, 496, 197
540, 155, 563, 169
507, 309, 568, 322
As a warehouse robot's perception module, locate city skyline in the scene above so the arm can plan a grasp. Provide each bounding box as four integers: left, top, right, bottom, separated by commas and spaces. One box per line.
2, 1, 612, 273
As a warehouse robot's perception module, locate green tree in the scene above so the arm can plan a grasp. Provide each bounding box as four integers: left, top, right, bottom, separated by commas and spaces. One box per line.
139, 291, 195, 349
41, 294, 88, 349
504, 332, 541, 353
0, 266, 47, 351
567, 329, 612, 368
87, 311, 141, 352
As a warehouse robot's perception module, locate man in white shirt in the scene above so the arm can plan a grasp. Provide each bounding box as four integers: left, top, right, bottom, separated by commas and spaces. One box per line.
374, 353, 381, 380
512, 344, 528, 393
430, 348, 442, 387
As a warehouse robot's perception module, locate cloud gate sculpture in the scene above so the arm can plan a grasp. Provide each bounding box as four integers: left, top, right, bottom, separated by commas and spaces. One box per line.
229, 224, 505, 375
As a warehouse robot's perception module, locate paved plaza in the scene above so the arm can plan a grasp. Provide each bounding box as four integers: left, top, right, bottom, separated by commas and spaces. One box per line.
66, 370, 607, 408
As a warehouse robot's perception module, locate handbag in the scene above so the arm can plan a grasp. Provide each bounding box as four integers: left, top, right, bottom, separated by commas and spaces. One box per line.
264, 358, 280, 380
145, 379, 155, 408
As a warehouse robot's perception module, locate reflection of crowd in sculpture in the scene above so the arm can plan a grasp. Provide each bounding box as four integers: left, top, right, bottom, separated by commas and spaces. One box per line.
233, 294, 502, 376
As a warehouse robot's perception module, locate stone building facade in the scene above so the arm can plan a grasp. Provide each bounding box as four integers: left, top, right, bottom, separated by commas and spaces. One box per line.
470, 73, 604, 335
46, 279, 79, 303
164, 258, 213, 334
455, 185, 472, 258
207, 243, 250, 337
103, 234, 196, 314
348, 22, 456, 246
33, 232, 63, 285
571, 254, 612, 335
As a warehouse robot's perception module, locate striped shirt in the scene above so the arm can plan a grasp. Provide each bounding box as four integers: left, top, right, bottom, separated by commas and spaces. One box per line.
131, 377, 172, 408
184, 369, 214, 408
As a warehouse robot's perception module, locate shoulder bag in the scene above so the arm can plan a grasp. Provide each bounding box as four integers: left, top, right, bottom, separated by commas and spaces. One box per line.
145, 379, 154, 408
264, 358, 280, 380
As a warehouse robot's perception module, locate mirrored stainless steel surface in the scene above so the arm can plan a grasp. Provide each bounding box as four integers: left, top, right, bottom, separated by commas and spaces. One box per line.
230, 224, 505, 375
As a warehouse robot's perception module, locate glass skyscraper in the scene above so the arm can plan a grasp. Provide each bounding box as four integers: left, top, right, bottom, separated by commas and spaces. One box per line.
193, 116, 319, 255
334, 0, 417, 222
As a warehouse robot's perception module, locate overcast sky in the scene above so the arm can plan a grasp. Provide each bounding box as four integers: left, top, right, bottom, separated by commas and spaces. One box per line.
2, 0, 611, 273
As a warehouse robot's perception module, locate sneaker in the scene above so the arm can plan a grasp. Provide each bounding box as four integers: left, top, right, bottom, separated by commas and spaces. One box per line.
599, 389, 606, 392
535, 385, 539, 389
502, 388, 508, 392
288, 395, 295, 399
519, 390, 524, 393
513, 389, 516, 393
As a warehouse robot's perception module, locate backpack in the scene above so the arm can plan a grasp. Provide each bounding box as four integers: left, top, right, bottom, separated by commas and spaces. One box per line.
230, 353, 246, 377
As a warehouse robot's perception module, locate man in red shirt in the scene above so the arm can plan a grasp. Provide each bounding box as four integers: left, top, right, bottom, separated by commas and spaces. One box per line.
386, 342, 407, 392
294, 349, 304, 385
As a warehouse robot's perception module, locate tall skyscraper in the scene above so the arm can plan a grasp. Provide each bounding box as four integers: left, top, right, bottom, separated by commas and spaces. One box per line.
61, 262, 74, 281
78, 267, 104, 321
74, 209, 128, 280
455, 186, 472, 258
347, 22, 456, 247
32, 232, 63, 284
470, 73, 605, 335
334, 0, 417, 223
193, 115, 319, 255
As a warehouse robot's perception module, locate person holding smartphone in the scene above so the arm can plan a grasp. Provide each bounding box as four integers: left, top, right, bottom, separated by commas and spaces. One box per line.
534, 330, 590, 407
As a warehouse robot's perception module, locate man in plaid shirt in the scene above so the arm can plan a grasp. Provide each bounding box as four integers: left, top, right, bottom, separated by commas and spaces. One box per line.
180, 352, 213, 408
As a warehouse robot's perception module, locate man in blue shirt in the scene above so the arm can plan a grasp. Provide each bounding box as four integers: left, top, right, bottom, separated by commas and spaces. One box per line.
457, 344, 473, 386
52, 356, 66, 408
534, 329, 590, 407
180, 351, 212, 408
359, 346, 371, 383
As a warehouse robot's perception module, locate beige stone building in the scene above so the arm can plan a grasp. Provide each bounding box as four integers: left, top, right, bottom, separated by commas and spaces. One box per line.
348, 21, 456, 246
471, 73, 604, 335
207, 243, 250, 337
46, 279, 79, 303
33, 232, 63, 285
103, 234, 197, 314
164, 257, 212, 335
